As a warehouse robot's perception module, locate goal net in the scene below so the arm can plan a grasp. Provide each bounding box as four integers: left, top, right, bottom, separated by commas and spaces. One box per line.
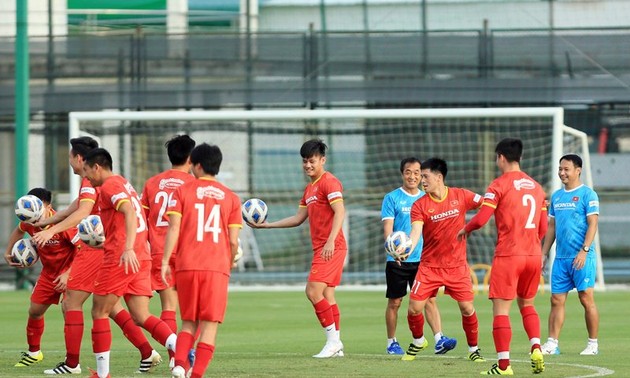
68, 108, 604, 289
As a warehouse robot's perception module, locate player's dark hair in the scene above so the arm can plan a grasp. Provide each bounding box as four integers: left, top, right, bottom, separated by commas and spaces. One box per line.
399, 157, 421, 173
300, 138, 327, 158
166, 134, 196, 166
560, 153, 582, 168
27, 187, 52, 205
190, 143, 222, 176
495, 138, 523, 163
421, 157, 448, 179
70, 136, 99, 158
83, 148, 113, 171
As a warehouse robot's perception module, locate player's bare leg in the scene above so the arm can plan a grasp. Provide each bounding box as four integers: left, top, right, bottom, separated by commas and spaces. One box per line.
385, 297, 404, 354
578, 289, 599, 355
542, 292, 566, 355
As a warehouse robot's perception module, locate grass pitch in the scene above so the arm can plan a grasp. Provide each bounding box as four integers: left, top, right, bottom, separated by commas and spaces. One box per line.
0, 288, 627, 377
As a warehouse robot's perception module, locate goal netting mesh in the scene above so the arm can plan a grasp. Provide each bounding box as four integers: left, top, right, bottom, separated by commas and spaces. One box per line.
69, 108, 604, 288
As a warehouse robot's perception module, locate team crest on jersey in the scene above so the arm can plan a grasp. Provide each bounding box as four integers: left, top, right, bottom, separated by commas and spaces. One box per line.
428, 208, 435, 213
159, 178, 185, 190
450, 200, 459, 206
513, 178, 535, 191
80, 187, 96, 195
111, 191, 129, 204
196, 185, 225, 200
572, 196, 579, 201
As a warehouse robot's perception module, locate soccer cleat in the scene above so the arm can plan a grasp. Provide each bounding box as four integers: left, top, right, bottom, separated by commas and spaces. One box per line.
88, 368, 110, 378
531, 348, 545, 374
15, 351, 44, 367
540, 341, 560, 355
171, 365, 186, 378
401, 339, 429, 361
481, 363, 514, 375
44, 361, 82, 375
434, 335, 457, 354
468, 349, 486, 362
188, 348, 196, 367
312, 341, 344, 358
335, 349, 344, 357
386, 341, 405, 355
137, 349, 162, 373
580, 343, 599, 355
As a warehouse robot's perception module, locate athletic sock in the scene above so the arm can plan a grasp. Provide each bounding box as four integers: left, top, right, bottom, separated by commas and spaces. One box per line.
26, 317, 45, 353
113, 309, 153, 359
64, 310, 84, 368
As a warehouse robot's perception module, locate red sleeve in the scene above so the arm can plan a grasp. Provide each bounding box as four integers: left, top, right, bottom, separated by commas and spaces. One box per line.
464, 204, 495, 233
538, 207, 548, 240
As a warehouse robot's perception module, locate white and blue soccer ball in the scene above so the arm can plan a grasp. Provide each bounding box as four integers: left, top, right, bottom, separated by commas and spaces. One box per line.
11, 239, 39, 267
242, 198, 268, 225
385, 231, 412, 261
14, 195, 44, 224
77, 215, 105, 248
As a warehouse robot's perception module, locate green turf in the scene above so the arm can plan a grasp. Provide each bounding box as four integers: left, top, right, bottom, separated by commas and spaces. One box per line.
0, 288, 627, 377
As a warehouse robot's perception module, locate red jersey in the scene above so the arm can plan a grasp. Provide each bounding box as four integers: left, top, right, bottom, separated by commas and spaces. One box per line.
166, 177, 242, 274
410, 187, 483, 268
79, 177, 100, 215
97, 175, 150, 265
299, 171, 347, 252
141, 169, 194, 256
481, 171, 547, 257
20, 210, 78, 279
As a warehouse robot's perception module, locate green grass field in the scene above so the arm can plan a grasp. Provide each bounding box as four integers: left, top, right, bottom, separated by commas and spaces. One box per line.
0, 288, 627, 377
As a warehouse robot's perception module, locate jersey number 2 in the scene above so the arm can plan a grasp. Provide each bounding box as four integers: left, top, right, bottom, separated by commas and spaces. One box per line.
194, 203, 221, 243
522, 194, 537, 229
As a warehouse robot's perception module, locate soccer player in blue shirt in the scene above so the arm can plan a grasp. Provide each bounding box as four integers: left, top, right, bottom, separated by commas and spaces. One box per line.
541, 154, 600, 356
380, 157, 456, 355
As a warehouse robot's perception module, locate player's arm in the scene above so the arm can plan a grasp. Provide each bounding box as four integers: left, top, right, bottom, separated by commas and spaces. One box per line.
118, 200, 140, 274
229, 225, 241, 265
32, 199, 94, 246
162, 212, 181, 284
253, 206, 308, 229
3, 226, 26, 267
457, 204, 495, 240
541, 217, 556, 268
408, 220, 423, 253
574, 213, 599, 270
383, 219, 394, 241
319, 200, 345, 261
35, 198, 80, 227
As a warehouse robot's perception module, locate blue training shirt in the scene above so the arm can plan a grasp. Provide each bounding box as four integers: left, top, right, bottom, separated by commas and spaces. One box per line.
548, 184, 599, 259
381, 187, 424, 262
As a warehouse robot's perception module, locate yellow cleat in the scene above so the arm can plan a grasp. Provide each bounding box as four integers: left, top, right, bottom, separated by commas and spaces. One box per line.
469, 349, 486, 362
531, 348, 545, 374
401, 339, 429, 361
14, 351, 43, 367
481, 363, 514, 375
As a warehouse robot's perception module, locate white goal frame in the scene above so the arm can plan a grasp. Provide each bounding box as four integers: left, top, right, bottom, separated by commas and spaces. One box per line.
68, 107, 605, 290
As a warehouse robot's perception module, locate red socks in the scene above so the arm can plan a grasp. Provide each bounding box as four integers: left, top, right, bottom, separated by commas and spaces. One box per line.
189, 342, 215, 378
492, 315, 511, 370
174, 331, 195, 371
160, 310, 178, 333
26, 317, 45, 353
407, 312, 425, 339
520, 306, 541, 351
143, 315, 175, 347
113, 309, 153, 359
91, 318, 111, 353
331, 304, 340, 331
462, 311, 479, 347
313, 299, 335, 328
64, 311, 84, 367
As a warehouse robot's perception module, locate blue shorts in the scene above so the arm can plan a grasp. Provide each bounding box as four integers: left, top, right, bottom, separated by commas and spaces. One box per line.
550, 257, 596, 294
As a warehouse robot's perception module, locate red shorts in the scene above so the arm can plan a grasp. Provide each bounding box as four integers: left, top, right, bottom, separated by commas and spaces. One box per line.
151, 253, 176, 291
31, 274, 63, 305
489, 255, 542, 300
410, 265, 474, 302
176, 270, 229, 323
93, 259, 153, 297
67, 244, 104, 293
308, 248, 347, 286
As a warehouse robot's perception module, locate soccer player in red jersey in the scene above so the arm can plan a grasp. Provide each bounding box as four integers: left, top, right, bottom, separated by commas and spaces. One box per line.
252, 139, 347, 358
4, 188, 77, 369
141, 135, 195, 356
82, 148, 177, 378
458, 138, 548, 375
399, 157, 486, 363
161, 143, 242, 378
33, 137, 162, 375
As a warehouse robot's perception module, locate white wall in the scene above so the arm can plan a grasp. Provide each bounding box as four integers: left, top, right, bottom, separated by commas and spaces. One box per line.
0, 0, 67, 37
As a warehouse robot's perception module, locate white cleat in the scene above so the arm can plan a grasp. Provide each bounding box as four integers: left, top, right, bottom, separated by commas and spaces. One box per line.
580, 343, 599, 355
43, 362, 81, 375
312, 341, 344, 358
171, 365, 186, 378
540, 341, 560, 355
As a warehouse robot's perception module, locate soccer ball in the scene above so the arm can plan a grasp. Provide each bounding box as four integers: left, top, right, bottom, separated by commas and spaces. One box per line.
11, 239, 39, 267
242, 198, 268, 225
77, 215, 106, 248
14, 195, 44, 224
234, 238, 244, 263
385, 231, 412, 261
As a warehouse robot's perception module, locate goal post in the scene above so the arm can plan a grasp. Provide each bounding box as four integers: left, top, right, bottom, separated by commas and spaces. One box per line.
68, 107, 604, 289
